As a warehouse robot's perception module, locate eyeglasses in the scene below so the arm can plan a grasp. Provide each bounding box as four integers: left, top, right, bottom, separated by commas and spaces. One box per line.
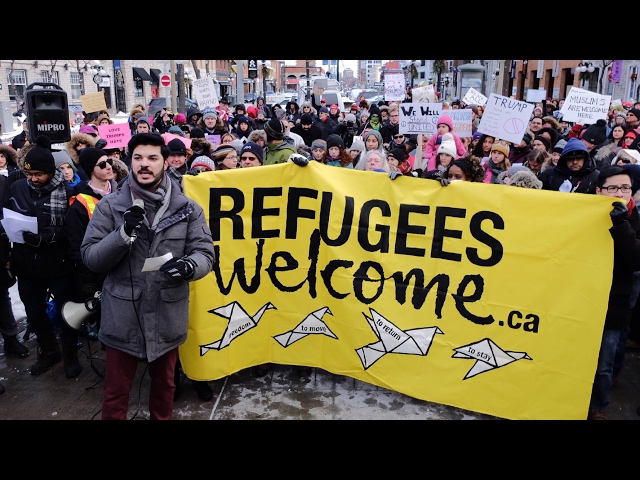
390, 114, 400, 118
226, 155, 239, 161
393, 135, 404, 139
97, 158, 114, 169
621, 159, 632, 164
602, 185, 632, 193
241, 155, 258, 161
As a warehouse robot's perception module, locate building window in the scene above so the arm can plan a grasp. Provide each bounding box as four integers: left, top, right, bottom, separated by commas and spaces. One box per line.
39, 70, 59, 84
70, 71, 82, 100
7, 69, 27, 101
135, 79, 144, 97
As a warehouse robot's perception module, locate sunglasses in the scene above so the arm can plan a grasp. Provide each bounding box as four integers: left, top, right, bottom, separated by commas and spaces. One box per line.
394, 135, 404, 139
97, 158, 113, 169
240, 155, 258, 161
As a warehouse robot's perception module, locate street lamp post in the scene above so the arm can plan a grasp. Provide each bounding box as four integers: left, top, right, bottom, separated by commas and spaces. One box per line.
576, 62, 595, 87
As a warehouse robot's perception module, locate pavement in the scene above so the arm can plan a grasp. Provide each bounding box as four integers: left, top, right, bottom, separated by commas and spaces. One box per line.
1, 281, 640, 420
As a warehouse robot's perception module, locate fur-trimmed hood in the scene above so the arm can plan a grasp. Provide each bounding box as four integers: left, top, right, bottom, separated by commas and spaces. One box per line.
593, 140, 619, 162
16, 141, 35, 170
65, 133, 97, 165
110, 157, 129, 183
0, 144, 19, 167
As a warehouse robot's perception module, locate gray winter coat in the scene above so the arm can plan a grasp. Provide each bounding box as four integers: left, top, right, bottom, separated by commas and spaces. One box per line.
80, 175, 215, 362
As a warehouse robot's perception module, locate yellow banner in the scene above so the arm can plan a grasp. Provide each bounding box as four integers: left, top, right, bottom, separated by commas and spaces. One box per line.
181, 162, 614, 420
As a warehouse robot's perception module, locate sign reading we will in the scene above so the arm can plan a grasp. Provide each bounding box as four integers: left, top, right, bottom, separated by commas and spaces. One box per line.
477, 93, 534, 145
397, 103, 443, 135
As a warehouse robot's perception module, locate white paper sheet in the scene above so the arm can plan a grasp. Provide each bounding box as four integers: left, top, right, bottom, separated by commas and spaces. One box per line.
1, 208, 38, 243
142, 252, 173, 272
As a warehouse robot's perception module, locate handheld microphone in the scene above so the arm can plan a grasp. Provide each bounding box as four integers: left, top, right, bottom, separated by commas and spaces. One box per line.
130, 198, 145, 243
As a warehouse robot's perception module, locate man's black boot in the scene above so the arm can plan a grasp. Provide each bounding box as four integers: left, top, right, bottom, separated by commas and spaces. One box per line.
2, 334, 30, 358
62, 343, 82, 378
30, 340, 62, 375
192, 380, 213, 401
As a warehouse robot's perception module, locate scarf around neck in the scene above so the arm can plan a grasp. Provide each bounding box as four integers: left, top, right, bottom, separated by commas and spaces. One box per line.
28, 169, 68, 226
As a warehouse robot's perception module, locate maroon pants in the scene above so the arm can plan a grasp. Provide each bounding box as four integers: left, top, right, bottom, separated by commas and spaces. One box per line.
102, 346, 178, 420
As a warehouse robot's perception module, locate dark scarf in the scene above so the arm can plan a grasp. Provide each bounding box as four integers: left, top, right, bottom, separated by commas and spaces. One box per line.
28, 169, 68, 226
127, 172, 172, 231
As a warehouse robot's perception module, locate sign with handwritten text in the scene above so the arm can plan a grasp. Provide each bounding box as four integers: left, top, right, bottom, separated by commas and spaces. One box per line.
398, 103, 443, 135
477, 93, 534, 144
384, 72, 406, 102
97, 122, 131, 149
442, 109, 473, 138
164, 132, 192, 149
192, 77, 219, 110
560, 87, 611, 123
462, 88, 487, 107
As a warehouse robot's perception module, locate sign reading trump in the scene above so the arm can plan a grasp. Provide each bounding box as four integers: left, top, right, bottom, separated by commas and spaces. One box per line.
180, 163, 614, 420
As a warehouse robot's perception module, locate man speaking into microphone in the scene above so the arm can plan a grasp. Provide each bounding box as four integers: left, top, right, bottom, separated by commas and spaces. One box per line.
81, 132, 215, 420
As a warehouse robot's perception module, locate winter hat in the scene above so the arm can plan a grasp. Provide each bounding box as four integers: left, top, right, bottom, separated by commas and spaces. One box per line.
625, 130, 638, 140
533, 135, 551, 151
167, 138, 187, 156
211, 144, 237, 164
388, 148, 406, 163
344, 113, 357, 124
52, 150, 77, 173
173, 113, 187, 125
247, 106, 258, 119
300, 113, 313, 125
168, 126, 185, 137
568, 123, 583, 139
628, 108, 640, 119
240, 141, 264, 164
509, 170, 543, 189
319, 106, 330, 114
613, 149, 640, 164
350, 104, 359, 111
497, 164, 529, 184
472, 131, 483, 141
349, 139, 365, 152
326, 134, 345, 150
79, 124, 97, 134
202, 107, 217, 121
236, 115, 250, 125
491, 140, 510, 157
552, 138, 567, 154
581, 119, 607, 146
79, 147, 107, 175
437, 133, 457, 158
560, 137, 589, 161
190, 127, 205, 139
135, 115, 150, 127
264, 118, 286, 140
311, 139, 327, 152
24, 136, 56, 173
369, 105, 381, 118
190, 155, 217, 172
436, 114, 454, 131
257, 109, 266, 117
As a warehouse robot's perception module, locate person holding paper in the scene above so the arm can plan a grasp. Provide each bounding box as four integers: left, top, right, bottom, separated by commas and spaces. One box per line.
80, 132, 215, 420
8, 136, 77, 377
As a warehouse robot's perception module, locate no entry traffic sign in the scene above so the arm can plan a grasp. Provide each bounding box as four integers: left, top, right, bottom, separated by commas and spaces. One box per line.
161, 75, 171, 87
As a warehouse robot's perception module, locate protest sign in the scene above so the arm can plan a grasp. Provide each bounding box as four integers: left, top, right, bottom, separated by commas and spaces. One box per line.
192, 77, 220, 109
164, 131, 192, 149
180, 162, 614, 420
384, 72, 406, 102
462, 88, 487, 107
442, 108, 472, 138
560, 87, 611, 123
80, 92, 107, 114
97, 122, 131, 149
398, 103, 442, 135
412, 85, 437, 103
477, 93, 534, 144
526, 88, 546, 103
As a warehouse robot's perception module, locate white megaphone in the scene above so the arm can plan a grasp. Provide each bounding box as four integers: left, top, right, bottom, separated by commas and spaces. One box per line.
61, 292, 101, 330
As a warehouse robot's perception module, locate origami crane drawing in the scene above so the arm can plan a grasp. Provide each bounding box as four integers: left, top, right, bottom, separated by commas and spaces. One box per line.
199, 301, 276, 355
355, 308, 444, 370
273, 307, 337, 347
452, 338, 532, 380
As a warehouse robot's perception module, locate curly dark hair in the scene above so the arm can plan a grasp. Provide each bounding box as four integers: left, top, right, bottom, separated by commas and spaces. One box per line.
445, 155, 486, 182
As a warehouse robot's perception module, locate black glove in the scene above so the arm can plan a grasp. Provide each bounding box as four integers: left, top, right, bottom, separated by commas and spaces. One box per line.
439, 177, 451, 186
288, 154, 309, 167
159, 256, 195, 280
388, 171, 402, 180
23, 231, 56, 247
185, 169, 200, 176
611, 201, 629, 225
95, 139, 108, 149
123, 205, 145, 236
